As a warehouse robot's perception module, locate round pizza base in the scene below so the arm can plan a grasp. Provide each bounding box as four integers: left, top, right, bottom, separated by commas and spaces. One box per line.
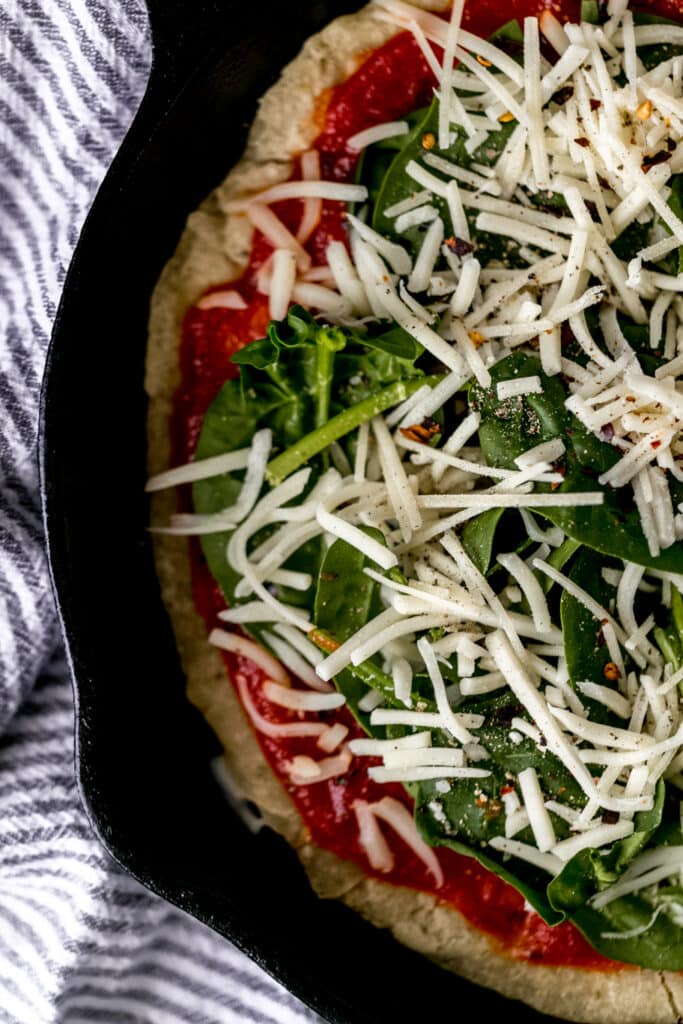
145, 4, 683, 1021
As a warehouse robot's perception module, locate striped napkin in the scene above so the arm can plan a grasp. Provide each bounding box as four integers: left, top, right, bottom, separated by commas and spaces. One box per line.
0, 2, 323, 1021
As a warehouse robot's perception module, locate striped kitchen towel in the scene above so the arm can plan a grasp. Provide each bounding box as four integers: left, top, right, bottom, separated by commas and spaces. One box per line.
0, 2, 323, 1021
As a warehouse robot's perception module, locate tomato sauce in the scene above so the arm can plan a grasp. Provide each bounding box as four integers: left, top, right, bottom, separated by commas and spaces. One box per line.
172, 0, 678, 971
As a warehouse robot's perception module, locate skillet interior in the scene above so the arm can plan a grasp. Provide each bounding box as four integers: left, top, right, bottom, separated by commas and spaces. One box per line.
40, 1, 554, 1020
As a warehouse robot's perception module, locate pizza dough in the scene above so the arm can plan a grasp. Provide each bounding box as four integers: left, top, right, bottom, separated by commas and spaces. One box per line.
145, 3, 683, 1019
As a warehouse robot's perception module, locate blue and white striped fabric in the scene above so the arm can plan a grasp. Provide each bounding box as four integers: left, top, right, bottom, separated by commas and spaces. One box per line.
0, 3, 324, 1021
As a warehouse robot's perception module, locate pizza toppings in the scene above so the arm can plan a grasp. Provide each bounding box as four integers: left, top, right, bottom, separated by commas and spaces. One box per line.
157, 0, 683, 972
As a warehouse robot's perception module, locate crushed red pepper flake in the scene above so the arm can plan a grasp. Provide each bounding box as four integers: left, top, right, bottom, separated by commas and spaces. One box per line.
603, 661, 621, 682
636, 99, 652, 120
643, 150, 670, 171
421, 131, 436, 150
445, 235, 474, 256
400, 418, 440, 444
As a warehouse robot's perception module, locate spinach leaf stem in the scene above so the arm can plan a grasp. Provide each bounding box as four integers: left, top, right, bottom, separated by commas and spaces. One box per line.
266, 374, 443, 485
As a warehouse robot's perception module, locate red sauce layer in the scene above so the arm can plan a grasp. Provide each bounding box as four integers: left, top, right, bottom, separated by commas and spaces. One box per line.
172, 0, 677, 971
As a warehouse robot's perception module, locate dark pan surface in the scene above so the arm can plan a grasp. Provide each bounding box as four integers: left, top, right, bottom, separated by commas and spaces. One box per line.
40, 2, 555, 1020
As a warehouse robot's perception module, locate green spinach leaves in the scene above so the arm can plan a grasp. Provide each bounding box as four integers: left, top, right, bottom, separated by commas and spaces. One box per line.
471, 353, 683, 574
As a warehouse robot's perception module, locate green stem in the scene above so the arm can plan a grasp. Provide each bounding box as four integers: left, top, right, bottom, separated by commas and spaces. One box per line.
265, 374, 443, 486
315, 334, 340, 472
307, 628, 414, 712
315, 338, 336, 432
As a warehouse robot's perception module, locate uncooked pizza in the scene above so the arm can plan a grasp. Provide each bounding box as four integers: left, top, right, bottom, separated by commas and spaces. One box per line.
145, 1, 683, 1019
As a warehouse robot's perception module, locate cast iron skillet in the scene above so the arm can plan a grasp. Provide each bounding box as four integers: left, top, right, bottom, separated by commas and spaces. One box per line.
40, 2, 556, 1021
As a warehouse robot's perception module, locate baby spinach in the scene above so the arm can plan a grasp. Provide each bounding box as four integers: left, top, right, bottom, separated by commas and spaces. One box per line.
461, 508, 506, 575
355, 105, 427, 213
314, 531, 382, 641
192, 379, 282, 607
580, 0, 599, 23
565, 806, 683, 966
655, 588, 683, 679
571, 893, 683, 970
370, 100, 516, 267
414, 688, 584, 923
548, 782, 666, 921
660, 175, 683, 276
313, 532, 410, 729
545, 558, 683, 965
634, 11, 683, 74
490, 18, 524, 45
560, 549, 621, 724
191, 308, 430, 605
471, 353, 683, 573
418, 801, 565, 924
265, 375, 438, 485
541, 537, 582, 594
312, 536, 600, 927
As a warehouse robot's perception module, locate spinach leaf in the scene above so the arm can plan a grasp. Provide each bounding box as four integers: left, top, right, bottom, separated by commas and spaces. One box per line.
571, 894, 683, 970
314, 531, 381, 642
370, 100, 516, 266
418, 803, 564, 923
192, 308, 429, 603
471, 352, 683, 573
655, 588, 683, 691
661, 175, 683, 277
414, 689, 585, 924
611, 218, 650, 263
355, 105, 427, 212
560, 548, 621, 724
313, 534, 594, 928
461, 508, 506, 575
540, 537, 582, 594
569, 811, 683, 970
655, 620, 682, 676
313, 532, 412, 729
490, 18, 523, 45
548, 782, 666, 920
634, 11, 683, 73
232, 308, 334, 442
580, 0, 600, 23
333, 340, 423, 408
192, 376, 294, 605
548, 558, 683, 961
